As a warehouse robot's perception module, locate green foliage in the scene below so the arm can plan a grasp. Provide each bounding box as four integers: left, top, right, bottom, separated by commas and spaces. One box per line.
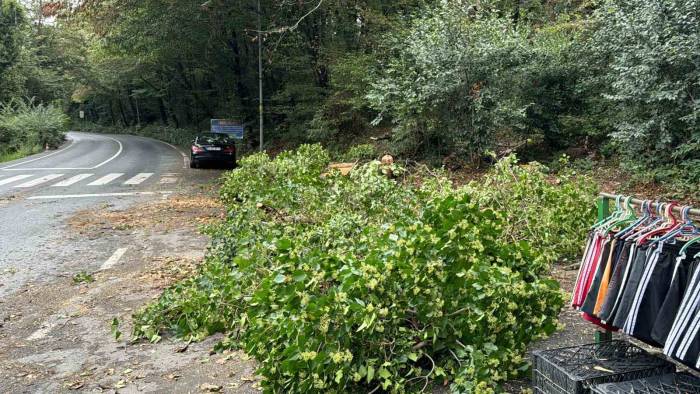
72, 271, 95, 284
0, 0, 28, 102
465, 155, 597, 264
0, 145, 40, 163
588, 0, 700, 165
133, 145, 568, 392
24, 24, 92, 106
621, 160, 700, 202
111, 317, 122, 341
56, 0, 429, 147
6, 0, 698, 198
341, 143, 377, 162
366, 1, 598, 162
0, 99, 68, 155
0, 3, 88, 108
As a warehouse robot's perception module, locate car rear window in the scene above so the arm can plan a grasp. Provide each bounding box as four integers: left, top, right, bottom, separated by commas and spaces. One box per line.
197, 134, 234, 144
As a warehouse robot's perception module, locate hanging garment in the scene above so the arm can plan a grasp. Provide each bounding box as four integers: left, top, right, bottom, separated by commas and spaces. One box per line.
572, 232, 596, 307
611, 244, 654, 329
593, 237, 626, 316
597, 240, 635, 322
652, 253, 700, 344
572, 232, 603, 308
622, 242, 682, 346
664, 258, 700, 366
581, 238, 616, 315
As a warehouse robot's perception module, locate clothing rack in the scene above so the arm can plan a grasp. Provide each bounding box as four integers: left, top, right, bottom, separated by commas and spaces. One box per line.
594, 193, 700, 343
598, 192, 700, 218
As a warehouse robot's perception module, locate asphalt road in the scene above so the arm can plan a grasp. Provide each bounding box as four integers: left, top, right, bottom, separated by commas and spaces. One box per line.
0, 132, 190, 297
0, 132, 259, 393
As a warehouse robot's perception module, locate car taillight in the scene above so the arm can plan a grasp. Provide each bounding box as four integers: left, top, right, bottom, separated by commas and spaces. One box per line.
223, 146, 235, 154
192, 145, 204, 154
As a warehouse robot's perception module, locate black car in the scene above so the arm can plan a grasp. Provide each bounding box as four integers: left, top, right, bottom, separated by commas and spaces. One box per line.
190, 133, 237, 168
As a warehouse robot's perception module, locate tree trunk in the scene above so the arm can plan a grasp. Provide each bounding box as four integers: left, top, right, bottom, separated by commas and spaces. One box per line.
158, 97, 169, 125
117, 97, 129, 127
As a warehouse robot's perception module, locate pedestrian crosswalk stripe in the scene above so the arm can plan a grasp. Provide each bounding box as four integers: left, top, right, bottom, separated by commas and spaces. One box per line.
1, 171, 178, 188
52, 173, 93, 187
15, 174, 64, 188
88, 173, 124, 186
0, 174, 33, 186
124, 172, 153, 185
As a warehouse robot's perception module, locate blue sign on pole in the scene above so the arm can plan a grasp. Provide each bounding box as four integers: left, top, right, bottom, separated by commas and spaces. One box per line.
211, 119, 244, 139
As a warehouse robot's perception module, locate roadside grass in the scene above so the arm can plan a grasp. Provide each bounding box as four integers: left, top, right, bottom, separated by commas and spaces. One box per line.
0, 145, 42, 164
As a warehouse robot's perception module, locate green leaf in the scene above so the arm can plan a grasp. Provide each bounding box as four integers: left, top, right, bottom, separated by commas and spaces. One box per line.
378, 368, 391, 379
273, 274, 286, 284
335, 370, 343, 384
111, 318, 121, 341
276, 239, 292, 251
292, 271, 307, 282
367, 365, 375, 383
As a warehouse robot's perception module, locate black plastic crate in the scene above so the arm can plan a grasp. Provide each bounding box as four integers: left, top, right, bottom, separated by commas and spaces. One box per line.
591, 372, 700, 393
532, 341, 675, 394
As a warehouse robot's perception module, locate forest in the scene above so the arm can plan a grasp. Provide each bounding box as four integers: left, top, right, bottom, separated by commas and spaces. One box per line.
0, 0, 698, 193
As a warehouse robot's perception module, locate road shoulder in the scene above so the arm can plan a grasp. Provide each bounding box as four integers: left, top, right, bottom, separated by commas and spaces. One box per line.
0, 180, 259, 393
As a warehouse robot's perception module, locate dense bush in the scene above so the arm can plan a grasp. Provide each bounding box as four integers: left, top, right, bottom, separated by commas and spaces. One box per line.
341, 143, 377, 162
465, 155, 597, 265
132, 145, 570, 392
588, 0, 700, 166
620, 160, 700, 202
366, 2, 593, 162
0, 99, 68, 157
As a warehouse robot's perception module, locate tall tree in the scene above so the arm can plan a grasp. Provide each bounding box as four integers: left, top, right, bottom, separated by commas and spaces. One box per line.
0, 0, 28, 102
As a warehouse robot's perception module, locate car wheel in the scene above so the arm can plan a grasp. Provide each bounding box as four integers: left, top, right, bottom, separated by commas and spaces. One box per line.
190, 159, 198, 169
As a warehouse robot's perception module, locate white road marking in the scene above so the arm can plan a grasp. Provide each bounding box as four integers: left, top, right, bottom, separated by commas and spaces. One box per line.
26, 271, 127, 341
26, 293, 82, 341
26, 291, 89, 341
88, 173, 124, 186
14, 174, 64, 188
2, 135, 123, 171
160, 176, 178, 184
0, 138, 76, 170
51, 173, 93, 187
5, 167, 96, 171
0, 174, 33, 186
100, 247, 128, 270
27, 191, 174, 200
90, 136, 123, 169
124, 172, 153, 185
154, 139, 189, 168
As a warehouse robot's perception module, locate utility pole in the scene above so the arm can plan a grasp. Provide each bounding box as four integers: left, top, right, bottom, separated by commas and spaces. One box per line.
257, 0, 264, 152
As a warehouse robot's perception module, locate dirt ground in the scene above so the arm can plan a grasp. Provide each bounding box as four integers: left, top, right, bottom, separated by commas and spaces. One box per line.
0, 190, 260, 393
